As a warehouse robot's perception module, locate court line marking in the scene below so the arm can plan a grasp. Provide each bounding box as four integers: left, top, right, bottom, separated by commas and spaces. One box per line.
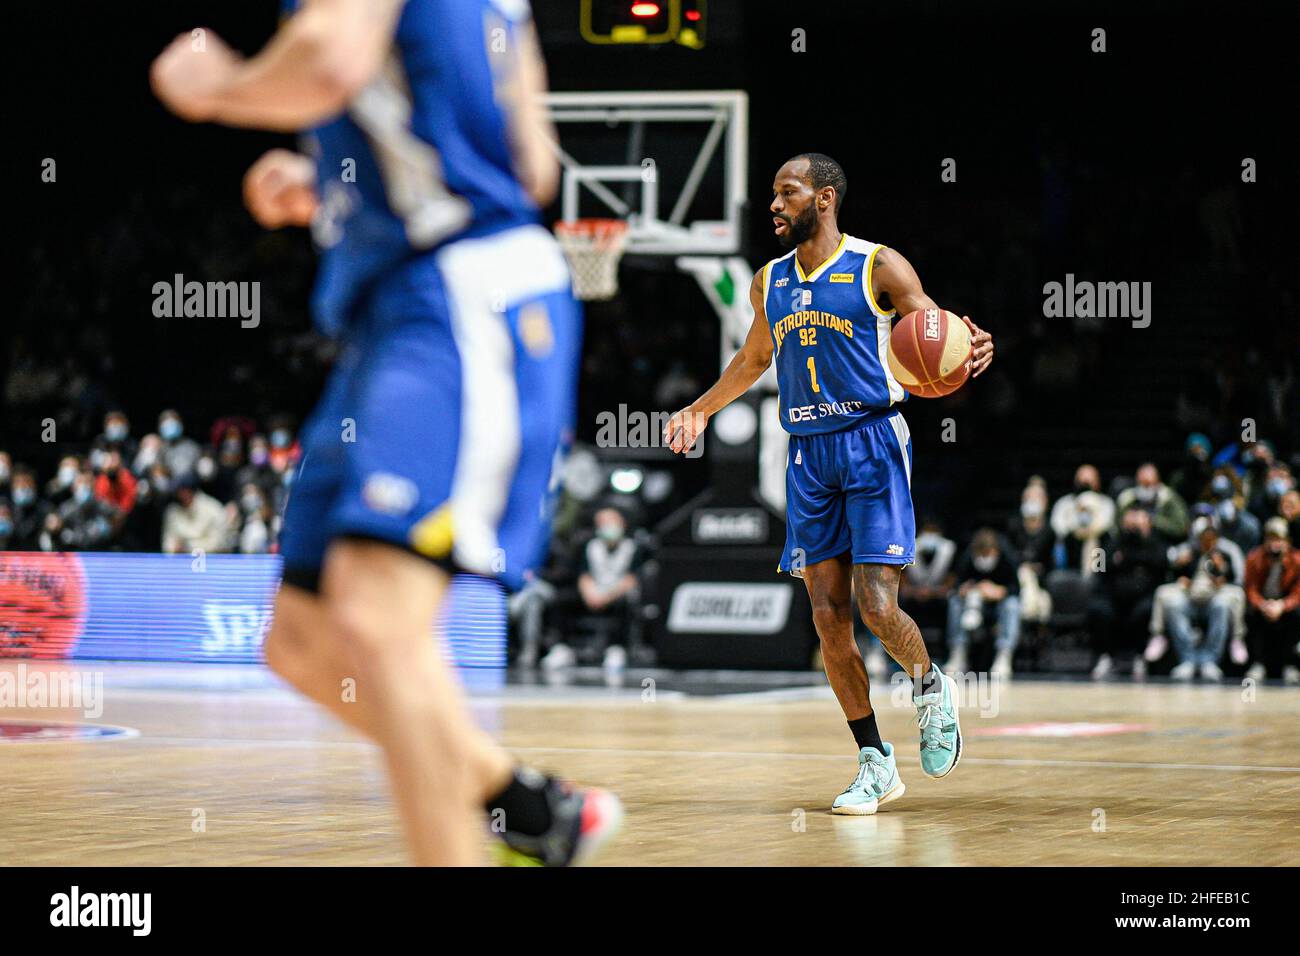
506, 746, 1300, 775
113, 735, 1300, 774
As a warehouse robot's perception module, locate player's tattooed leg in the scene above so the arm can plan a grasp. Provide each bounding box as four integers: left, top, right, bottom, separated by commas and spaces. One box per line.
853, 563, 932, 686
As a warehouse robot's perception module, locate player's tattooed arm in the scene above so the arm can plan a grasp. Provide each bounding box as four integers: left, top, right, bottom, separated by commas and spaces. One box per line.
664, 271, 773, 454
872, 247, 995, 378
151, 0, 405, 131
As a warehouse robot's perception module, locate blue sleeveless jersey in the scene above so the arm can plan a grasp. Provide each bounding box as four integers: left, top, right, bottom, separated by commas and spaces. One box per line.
762, 235, 905, 435
284, 0, 542, 335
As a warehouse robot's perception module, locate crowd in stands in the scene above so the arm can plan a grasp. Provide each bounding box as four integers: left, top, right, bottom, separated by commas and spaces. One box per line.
0, 409, 298, 556
886, 435, 1300, 684
4, 408, 1298, 685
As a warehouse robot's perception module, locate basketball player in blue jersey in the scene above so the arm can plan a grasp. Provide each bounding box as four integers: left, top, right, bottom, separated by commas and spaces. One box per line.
666, 154, 994, 814
151, 0, 621, 865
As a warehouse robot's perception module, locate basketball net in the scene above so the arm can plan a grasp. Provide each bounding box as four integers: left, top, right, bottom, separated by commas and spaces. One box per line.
554, 218, 628, 301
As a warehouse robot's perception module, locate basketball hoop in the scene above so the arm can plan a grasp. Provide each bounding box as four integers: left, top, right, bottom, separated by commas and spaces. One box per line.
554, 218, 628, 301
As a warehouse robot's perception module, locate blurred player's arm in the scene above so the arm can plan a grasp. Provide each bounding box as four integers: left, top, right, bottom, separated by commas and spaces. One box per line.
150, 0, 405, 131
501, 18, 560, 205
871, 247, 995, 377
664, 272, 772, 455
243, 149, 318, 229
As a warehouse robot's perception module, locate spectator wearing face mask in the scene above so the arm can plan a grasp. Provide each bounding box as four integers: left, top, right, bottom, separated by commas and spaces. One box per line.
157, 410, 201, 480
1202, 469, 1261, 552
945, 529, 1021, 678
93, 449, 138, 518
91, 410, 138, 465
1243, 518, 1300, 684
234, 433, 277, 498
1170, 432, 1214, 505
1114, 463, 1189, 544
1146, 518, 1245, 681
266, 417, 301, 476
162, 475, 234, 554
1227, 439, 1276, 519
1051, 464, 1116, 577
125, 462, 174, 552
45, 455, 83, 507
542, 507, 645, 673
235, 482, 278, 554
213, 426, 247, 497
132, 433, 164, 477
1007, 478, 1055, 628
1249, 463, 1296, 525
55, 469, 121, 550
1090, 508, 1168, 680
8, 467, 48, 550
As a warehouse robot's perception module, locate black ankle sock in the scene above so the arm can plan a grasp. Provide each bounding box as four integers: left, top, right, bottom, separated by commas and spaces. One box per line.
484, 768, 553, 837
847, 712, 885, 753
914, 664, 940, 698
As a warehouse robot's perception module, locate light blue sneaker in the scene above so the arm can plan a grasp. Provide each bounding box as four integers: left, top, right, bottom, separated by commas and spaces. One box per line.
913, 664, 962, 777
831, 742, 906, 815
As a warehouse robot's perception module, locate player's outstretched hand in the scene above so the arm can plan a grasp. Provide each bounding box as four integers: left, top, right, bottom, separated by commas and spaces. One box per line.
663, 407, 708, 456
962, 316, 994, 377
151, 29, 240, 122
243, 150, 320, 229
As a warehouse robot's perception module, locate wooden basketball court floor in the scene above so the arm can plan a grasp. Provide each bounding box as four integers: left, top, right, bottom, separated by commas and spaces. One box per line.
2, 660, 1297, 866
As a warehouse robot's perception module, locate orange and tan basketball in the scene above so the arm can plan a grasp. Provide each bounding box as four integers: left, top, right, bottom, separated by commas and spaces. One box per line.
887, 307, 973, 398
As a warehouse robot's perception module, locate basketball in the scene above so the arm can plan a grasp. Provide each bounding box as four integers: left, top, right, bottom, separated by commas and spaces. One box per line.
887, 308, 973, 398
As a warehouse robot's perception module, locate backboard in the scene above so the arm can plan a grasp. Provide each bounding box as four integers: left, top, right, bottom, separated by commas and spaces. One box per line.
542, 90, 747, 256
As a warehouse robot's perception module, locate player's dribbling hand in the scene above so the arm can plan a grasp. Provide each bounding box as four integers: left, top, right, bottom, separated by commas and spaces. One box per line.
243, 150, 320, 229
961, 316, 994, 377
150, 29, 241, 122
663, 407, 708, 455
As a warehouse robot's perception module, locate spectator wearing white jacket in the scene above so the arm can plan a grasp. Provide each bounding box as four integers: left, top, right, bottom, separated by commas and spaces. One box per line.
1051, 464, 1115, 577
162, 475, 233, 554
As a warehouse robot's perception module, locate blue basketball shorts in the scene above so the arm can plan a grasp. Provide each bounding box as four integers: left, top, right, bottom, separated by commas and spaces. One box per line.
278, 224, 581, 592
779, 410, 916, 575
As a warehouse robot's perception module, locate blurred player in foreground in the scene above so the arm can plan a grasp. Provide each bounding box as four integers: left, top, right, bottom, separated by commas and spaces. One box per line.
666, 154, 994, 814
151, 0, 621, 865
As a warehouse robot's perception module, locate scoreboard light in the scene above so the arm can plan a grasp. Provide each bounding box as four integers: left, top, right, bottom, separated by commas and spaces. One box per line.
677, 0, 705, 49
580, 1, 707, 48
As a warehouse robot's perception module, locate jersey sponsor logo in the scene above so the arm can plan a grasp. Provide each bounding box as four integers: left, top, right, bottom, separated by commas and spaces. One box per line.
666, 582, 794, 635
923, 308, 941, 340
886, 544, 906, 556
829, 273, 855, 283
774, 277, 789, 288
362, 472, 420, 516
794, 449, 802, 465
788, 400, 867, 424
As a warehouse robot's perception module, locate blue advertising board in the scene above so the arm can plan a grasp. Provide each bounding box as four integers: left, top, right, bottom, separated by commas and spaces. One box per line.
0, 552, 505, 668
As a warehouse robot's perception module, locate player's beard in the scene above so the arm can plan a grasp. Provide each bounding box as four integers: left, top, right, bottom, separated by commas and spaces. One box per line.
776, 203, 818, 249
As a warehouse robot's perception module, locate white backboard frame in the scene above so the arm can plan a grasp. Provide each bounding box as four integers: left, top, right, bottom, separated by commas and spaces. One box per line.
543, 90, 748, 255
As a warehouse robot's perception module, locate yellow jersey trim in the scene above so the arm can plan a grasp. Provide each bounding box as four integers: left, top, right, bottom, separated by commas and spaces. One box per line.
794, 233, 848, 284
866, 244, 897, 317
